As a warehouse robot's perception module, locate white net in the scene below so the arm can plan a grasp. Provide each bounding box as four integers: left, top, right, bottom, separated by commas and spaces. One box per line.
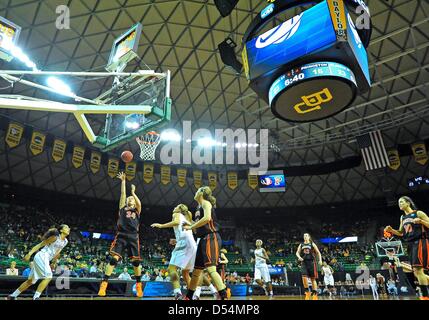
136, 131, 161, 161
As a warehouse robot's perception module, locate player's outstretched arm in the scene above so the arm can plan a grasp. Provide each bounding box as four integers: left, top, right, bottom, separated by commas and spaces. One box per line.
24, 236, 56, 262
117, 172, 127, 209
151, 212, 180, 229
131, 184, 141, 214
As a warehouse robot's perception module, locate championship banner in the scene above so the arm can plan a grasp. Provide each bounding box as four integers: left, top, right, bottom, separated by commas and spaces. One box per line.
227, 172, 238, 190
72, 146, 85, 169
177, 168, 187, 188
29, 131, 46, 156
412, 142, 428, 165
161, 166, 171, 185
193, 170, 202, 189
5, 122, 24, 148
125, 162, 137, 181
208, 172, 217, 190
89, 151, 101, 174
248, 174, 258, 190
387, 149, 400, 171
143, 163, 154, 184
52, 139, 66, 163
108, 158, 119, 178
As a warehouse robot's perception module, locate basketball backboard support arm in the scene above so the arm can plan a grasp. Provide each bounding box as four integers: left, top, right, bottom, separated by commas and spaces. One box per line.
0, 69, 171, 152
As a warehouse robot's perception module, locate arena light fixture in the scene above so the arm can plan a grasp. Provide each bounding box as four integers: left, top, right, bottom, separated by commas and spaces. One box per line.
214, 0, 240, 17
46, 77, 75, 97
161, 130, 181, 142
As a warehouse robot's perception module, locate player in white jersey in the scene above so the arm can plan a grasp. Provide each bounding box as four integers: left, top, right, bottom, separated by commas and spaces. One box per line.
6, 225, 70, 300
321, 261, 335, 297
151, 204, 197, 300
253, 240, 273, 297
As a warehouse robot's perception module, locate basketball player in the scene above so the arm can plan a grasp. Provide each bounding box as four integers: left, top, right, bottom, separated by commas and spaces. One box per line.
253, 239, 273, 297
98, 172, 143, 298
151, 204, 197, 300
321, 261, 335, 298
296, 233, 322, 300
384, 196, 429, 300
183, 186, 227, 300
6, 225, 70, 300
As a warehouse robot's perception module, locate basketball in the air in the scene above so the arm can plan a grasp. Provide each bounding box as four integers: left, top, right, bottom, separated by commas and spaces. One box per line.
121, 151, 133, 163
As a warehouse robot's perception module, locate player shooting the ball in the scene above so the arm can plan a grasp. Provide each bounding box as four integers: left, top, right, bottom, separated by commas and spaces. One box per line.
98, 172, 143, 298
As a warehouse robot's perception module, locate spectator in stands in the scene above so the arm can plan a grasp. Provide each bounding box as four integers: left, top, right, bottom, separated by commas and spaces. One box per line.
155, 273, 164, 282
387, 278, 398, 296
6, 261, 18, 276
89, 263, 98, 277
118, 268, 132, 281
142, 271, 151, 282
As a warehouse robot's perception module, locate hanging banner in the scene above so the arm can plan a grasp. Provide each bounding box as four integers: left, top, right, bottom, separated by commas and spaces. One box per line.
125, 162, 137, 181
193, 170, 202, 189
161, 166, 171, 185
29, 131, 46, 156
108, 158, 119, 178
143, 163, 154, 184
412, 142, 428, 165
208, 172, 217, 190
72, 146, 85, 168
5, 122, 24, 148
90, 151, 101, 174
387, 149, 400, 171
227, 172, 238, 190
177, 168, 187, 188
248, 174, 258, 190
52, 139, 66, 163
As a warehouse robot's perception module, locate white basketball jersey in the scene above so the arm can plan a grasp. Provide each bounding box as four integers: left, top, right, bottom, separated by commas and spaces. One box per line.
254, 248, 267, 266
173, 214, 193, 241
40, 236, 68, 261
322, 266, 332, 277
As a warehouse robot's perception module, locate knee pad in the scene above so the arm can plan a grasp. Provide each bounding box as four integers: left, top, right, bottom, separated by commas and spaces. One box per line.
132, 260, 141, 268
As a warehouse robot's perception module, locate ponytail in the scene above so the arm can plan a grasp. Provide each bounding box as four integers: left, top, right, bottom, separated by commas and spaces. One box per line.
43, 228, 59, 240
199, 186, 216, 206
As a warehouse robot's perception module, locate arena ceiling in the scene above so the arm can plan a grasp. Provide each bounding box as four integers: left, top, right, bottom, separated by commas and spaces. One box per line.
0, 0, 428, 209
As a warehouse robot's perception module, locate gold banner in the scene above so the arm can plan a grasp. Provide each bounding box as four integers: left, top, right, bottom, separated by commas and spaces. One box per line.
161, 166, 171, 185
208, 172, 217, 190
29, 131, 46, 156
193, 170, 202, 189
72, 146, 85, 168
90, 151, 101, 174
177, 168, 187, 188
5, 123, 24, 148
327, 0, 347, 40
227, 172, 238, 190
412, 142, 428, 165
143, 163, 154, 183
387, 149, 400, 171
108, 158, 119, 178
52, 139, 66, 162
248, 174, 258, 190
125, 162, 137, 181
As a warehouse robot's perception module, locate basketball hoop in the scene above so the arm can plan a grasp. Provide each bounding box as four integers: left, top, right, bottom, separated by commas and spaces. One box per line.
136, 131, 161, 161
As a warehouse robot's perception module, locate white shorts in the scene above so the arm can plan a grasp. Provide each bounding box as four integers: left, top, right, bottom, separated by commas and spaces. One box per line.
254, 264, 271, 282
169, 237, 197, 271
324, 275, 334, 286
29, 251, 52, 284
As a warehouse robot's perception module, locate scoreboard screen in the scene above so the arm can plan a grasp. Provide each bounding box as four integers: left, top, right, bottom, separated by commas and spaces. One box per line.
258, 171, 286, 193
106, 23, 142, 72
0, 16, 21, 62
